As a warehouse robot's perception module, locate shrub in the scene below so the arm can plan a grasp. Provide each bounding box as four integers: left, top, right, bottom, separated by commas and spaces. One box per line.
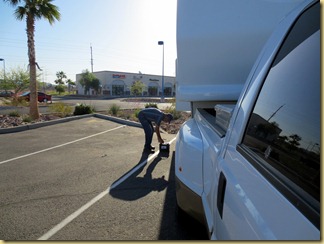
73, 103, 94, 115
8, 110, 20, 117
145, 103, 158, 109
55, 84, 65, 94
109, 104, 120, 116
49, 102, 73, 117
11, 97, 28, 107
164, 103, 182, 120
1, 97, 12, 106
134, 108, 141, 118
22, 115, 32, 123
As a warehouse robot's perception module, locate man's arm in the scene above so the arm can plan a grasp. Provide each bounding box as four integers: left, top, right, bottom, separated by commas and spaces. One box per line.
155, 125, 164, 144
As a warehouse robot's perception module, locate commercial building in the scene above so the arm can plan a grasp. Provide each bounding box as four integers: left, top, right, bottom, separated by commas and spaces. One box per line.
76, 70, 175, 97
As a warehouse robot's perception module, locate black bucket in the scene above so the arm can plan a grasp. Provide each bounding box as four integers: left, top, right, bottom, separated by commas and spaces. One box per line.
159, 143, 170, 152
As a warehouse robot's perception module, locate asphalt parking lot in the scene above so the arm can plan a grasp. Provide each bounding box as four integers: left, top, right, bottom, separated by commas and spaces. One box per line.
0, 116, 208, 240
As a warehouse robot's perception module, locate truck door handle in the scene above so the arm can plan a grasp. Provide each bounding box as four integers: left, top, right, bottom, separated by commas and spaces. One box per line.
217, 172, 227, 219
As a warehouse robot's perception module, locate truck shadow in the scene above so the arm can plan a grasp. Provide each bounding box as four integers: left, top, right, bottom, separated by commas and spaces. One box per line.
158, 151, 209, 240
109, 150, 208, 240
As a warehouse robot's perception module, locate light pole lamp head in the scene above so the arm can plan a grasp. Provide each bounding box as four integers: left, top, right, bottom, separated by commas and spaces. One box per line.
158, 41, 164, 45
0, 58, 4, 61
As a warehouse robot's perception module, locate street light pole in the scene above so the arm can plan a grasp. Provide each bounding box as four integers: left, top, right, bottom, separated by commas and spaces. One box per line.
0, 58, 5, 82
158, 41, 164, 102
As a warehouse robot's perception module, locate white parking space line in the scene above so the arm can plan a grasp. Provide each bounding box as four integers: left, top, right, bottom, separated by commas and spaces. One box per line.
110, 148, 161, 189
38, 189, 108, 240
38, 136, 177, 240
0, 125, 126, 166
110, 136, 177, 189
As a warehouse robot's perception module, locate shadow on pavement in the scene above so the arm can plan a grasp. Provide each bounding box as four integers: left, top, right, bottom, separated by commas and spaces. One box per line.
109, 151, 169, 201
158, 151, 209, 240
109, 150, 208, 240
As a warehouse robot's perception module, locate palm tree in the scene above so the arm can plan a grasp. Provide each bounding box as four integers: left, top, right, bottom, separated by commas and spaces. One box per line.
4, 0, 60, 119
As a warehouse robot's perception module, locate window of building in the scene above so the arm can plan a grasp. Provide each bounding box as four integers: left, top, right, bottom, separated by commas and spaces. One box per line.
164, 87, 172, 96
148, 86, 158, 96
112, 85, 125, 96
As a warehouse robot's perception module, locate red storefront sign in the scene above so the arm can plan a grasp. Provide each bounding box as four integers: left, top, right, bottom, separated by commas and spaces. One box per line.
112, 74, 126, 79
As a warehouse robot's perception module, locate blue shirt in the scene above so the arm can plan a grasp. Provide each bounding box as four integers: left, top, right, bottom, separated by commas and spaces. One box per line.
138, 108, 164, 126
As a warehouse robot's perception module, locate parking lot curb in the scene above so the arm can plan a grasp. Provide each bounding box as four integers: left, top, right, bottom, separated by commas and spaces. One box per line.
93, 113, 142, 128
0, 113, 142, 134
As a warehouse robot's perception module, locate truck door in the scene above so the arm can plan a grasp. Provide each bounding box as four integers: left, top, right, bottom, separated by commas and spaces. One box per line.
214, 2, 320, 240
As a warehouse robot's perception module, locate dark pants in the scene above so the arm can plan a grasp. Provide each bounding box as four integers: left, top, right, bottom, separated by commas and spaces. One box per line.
138, 113, 154, 149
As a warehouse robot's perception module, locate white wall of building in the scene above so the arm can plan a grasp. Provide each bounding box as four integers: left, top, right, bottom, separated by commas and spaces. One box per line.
76, 71, 175, 96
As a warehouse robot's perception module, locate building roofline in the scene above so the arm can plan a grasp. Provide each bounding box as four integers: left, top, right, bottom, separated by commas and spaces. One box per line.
76, 70, 175, 78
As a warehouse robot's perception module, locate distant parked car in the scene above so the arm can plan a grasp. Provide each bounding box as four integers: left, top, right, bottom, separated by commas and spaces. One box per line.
20, 91, 52, 103
0, 90, 14, 97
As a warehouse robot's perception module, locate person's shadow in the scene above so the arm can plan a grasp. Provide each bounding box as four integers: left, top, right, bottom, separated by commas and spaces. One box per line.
109, 150, 170, 201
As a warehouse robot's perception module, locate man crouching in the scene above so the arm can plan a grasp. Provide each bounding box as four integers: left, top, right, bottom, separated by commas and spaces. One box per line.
138, 108, 173, 153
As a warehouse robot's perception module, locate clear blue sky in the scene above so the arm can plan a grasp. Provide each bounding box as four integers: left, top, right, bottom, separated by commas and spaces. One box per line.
0, 0, 177, 84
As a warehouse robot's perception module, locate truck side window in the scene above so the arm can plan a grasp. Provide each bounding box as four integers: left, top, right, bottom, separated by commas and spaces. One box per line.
241, 3, 320, 227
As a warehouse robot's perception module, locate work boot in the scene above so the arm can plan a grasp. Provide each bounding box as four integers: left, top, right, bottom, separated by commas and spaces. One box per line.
144, 147, 155, 154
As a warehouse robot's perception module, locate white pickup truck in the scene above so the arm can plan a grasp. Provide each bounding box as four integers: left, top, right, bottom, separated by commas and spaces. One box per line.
175, 0, 320, 240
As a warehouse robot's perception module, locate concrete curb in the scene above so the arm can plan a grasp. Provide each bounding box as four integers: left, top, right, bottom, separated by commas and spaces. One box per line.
93, 113, 142, 128
0, 113, 142, 134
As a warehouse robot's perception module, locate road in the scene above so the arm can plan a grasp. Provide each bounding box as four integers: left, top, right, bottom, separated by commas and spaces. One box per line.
0, 96, 173, 115
0, 116, 208, 240
53, 96, 173, 111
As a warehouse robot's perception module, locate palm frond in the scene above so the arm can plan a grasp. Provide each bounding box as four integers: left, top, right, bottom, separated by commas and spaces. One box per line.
14, 6, 27, 20
38, 1, 60, 24
3, 0, 22, 7
20, 0, 61, 24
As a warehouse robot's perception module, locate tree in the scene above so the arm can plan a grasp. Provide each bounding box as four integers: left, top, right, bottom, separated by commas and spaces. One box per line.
0, 71, 11, 91
55, 84, 65, 94
4, 0, 60, 119
54, 71, 66, 94
91, 77, 100, 94
54, 71, 66, 85
79, 70, 100, 95
66, 79, 75, 93
0, 67, 30, 96
131, 80, 145, 96
79, 70, 92, 95
288, 134, 302, 151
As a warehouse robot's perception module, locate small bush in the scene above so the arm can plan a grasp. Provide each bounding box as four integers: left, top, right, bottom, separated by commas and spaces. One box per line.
1, 97, 12, 106
49, 102, 73, 117
164, 103, 182, 120
134, 108, 141, 118
22, 115, 32, 123
109, 104, 120, 116
145, 103, 158, 109
8, 110, 20, 117
11, 97, 28, 107
73, 103, 94, 115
